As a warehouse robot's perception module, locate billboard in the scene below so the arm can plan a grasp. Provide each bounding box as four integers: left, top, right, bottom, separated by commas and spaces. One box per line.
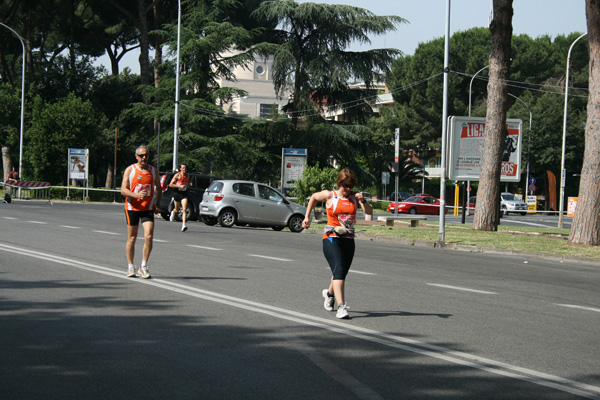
281, 148, 307, 190
68, 148, 89, 181
448, 116, 522, 182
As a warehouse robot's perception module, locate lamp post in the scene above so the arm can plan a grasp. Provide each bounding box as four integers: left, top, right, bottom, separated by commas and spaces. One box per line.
0, 23, 25, 180
172, 0, 182, 171
468, 65, 489, 117
507, 93, 532, 197
438, 0, 450, 244
558, 32, 587, 229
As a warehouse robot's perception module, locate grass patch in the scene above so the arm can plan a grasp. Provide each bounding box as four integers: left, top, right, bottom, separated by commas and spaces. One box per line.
306, 221, 600, 260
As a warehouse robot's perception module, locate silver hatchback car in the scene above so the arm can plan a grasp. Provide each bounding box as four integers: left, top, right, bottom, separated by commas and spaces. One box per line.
200, 180, 307, 232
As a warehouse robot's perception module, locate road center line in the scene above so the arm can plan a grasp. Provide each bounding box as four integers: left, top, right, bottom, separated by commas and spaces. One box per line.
0, 242, 598, 399
187, 245, 222, 251
93, 230, 120, 235
555, 304, 600, 313
427, 283, 497, 295
248, 254, 292, 262
27, 221, 47, 224
60, 225, 81, 229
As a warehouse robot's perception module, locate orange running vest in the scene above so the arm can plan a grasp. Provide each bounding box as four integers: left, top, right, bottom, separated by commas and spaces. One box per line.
125, 164, 157, 211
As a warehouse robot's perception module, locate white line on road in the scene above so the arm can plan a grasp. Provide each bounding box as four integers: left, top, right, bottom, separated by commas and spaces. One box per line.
154, 239, 169, 243
427, 283, 497, 295
248, 254, 292, 262
187, 244, 221, 251
27, 221, 47, 224
555, 304, 600, 313
93, 230, 120, 235
60, 225, 81, 229
350, 270, 376, 275
0, 243, 598, 400
2, 217, 17, 220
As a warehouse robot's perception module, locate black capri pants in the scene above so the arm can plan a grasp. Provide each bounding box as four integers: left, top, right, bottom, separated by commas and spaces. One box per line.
322, 237, 356, 280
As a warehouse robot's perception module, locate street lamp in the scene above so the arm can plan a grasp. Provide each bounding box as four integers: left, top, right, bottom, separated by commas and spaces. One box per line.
468, 65, 489, 117
558, 32, 587, 229
172, 0, 182, 171
0, 23, 25, 180
507, 93, 532, 197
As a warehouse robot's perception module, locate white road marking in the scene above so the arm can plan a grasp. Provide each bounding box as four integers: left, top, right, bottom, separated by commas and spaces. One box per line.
427, 283, 497, 295
502, 219, 548, 228
60, 225, 81, 229
248, 254, 292, 262
154, 239, 169, 243
27, 221, 47, 224
3, 217, 17, 220
1, 243, 598, 400
93, 230, 119, 235
187, 244, 221, 251
350, 270, 376, 276
556, 304, 600, 313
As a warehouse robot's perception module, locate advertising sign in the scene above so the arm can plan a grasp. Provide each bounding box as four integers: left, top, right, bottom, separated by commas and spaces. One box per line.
281, 148, 307, 190
527, 195, 537, 213
448, 117, 522, 182
68, 148, 89, 181
567, 197, 578, 217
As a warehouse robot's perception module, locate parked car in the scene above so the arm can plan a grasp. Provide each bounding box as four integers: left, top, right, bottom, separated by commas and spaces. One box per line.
387, 195, 448, 215
200, 180, 307, 232
158, 171, 221, 221
500, 192, 527, 215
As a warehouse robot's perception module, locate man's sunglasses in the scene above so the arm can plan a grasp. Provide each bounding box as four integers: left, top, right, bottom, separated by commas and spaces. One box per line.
136, 153, 149, 158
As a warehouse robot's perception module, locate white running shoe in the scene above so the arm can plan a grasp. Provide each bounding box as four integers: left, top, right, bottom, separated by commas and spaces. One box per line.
170, 210, 176, 222
138, 265, 151, 279
336, 304, 349, 319
127, 266, 136, 277
181, 224, 187, 232
322, 289, 334, 311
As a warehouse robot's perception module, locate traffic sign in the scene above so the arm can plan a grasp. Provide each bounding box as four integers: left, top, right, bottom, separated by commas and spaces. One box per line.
529, 184, 536, 192
529, 177, 536, 185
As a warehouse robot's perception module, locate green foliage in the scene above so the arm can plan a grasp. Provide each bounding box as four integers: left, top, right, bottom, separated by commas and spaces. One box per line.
291, 163, 338, 206
26, 93, 107, 184
0, 83, 21, 153
253, 0, 405, 125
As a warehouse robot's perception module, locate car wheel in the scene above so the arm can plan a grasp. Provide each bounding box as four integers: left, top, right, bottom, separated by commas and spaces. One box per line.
409, 207, 417, 215
218, 209, 237, 228
201, 215, 218, 226
271, 226, 285, 231
501, 207, 508, 216
288, 215, 304, 233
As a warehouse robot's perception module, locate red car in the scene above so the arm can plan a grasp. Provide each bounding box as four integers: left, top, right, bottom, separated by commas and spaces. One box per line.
387, 195, 448, 215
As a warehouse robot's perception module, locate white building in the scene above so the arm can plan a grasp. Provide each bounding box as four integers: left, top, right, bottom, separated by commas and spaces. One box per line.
215, 54, 290, 119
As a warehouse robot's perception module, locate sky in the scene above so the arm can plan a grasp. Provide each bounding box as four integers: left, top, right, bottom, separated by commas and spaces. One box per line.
99, 0, 588, 74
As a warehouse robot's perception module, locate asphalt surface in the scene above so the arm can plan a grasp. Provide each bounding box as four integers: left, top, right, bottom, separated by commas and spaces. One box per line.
1, 201, 599, 399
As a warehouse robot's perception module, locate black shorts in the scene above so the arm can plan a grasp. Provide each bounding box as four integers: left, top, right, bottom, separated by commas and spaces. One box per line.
173, 191, 189, 202
322, 237, 355, 280
125, 210, 154, 226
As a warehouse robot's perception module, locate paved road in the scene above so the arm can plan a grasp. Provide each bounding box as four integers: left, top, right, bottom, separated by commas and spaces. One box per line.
1, 201, 598, 399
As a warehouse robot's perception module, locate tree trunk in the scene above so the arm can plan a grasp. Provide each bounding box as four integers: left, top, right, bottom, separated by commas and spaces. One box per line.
569, 0, 600, 245
2, 146, 11, 182
473, 0, 513, 231
138, 0, 151, 104
105, 162, 114, 189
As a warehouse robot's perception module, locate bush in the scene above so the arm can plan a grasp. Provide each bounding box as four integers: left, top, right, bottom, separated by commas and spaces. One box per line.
291, 163, 338, 206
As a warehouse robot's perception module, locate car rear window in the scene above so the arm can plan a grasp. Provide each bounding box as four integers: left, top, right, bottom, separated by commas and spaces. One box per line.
207, 181, 224, 193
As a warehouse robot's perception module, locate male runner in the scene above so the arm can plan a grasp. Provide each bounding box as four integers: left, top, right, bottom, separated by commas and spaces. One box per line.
120, 146, 161, 278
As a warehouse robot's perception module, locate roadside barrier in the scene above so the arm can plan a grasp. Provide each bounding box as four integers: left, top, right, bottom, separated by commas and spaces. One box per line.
4, 181, 51, 200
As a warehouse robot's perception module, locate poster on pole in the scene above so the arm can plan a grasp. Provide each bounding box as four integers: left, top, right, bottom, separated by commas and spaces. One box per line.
281, 148, 307, 191
448, 116, 522, 182
68, 148, 89, 181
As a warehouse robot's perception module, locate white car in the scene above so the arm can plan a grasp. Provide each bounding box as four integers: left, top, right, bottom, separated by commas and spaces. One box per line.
200, 180, 306, 232
500, 192, 527, 215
